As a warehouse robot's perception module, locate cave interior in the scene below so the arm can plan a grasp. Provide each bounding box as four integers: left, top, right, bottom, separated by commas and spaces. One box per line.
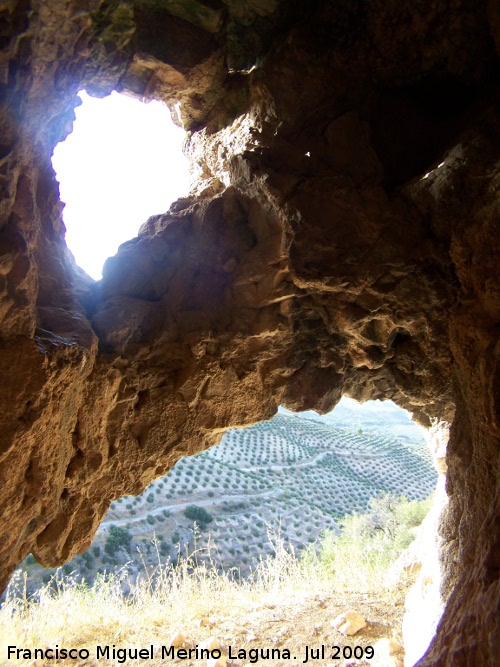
0, 1, 499, 664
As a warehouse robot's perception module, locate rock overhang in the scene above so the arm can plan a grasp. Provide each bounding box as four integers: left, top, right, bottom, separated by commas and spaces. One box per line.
0, 1, 499, 665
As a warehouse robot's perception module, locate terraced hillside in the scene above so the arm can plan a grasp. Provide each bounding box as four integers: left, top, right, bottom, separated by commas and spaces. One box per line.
14, 401, 437, 589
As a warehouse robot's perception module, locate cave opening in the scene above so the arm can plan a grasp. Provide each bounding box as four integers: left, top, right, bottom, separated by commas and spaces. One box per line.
4, 392, 447, 664
10, 397, 442, 613
51, 90, 190, 280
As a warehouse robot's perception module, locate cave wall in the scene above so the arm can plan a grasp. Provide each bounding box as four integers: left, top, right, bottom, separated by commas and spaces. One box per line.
0, 1, 499, 664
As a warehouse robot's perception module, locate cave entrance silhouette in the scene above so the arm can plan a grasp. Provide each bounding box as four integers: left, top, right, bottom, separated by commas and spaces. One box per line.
14, 397, 438, 590
51, 90, 190, 280
6, 396, 443, 664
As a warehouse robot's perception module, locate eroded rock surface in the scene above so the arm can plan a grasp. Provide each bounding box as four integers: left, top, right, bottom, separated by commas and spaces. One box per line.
0, 1, 499, 665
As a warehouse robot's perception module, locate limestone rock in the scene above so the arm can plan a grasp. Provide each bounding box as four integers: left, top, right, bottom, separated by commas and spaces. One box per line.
368, 638, 404, 667
402, 477, 449, 667
0, 2, 499, 666
168, 631, 185, 648
331, 611, 367, 636
386, 428, 450, 666
200, 637, 220, 651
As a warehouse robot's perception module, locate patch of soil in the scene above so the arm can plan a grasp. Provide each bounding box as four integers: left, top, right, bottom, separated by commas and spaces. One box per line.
63, 581, 410, 667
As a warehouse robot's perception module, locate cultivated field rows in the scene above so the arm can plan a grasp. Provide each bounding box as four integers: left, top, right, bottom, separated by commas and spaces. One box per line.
15, 412, 437, 587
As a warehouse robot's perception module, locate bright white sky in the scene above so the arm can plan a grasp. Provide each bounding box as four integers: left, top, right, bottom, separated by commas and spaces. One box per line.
52, 90, 190, 280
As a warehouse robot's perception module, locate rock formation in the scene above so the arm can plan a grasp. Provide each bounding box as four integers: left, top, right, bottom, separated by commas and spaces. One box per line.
387, 423, 450, 665
0, 1, 499, 664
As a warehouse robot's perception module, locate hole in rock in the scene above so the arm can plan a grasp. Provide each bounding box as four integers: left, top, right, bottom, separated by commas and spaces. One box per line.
6, 397, 445, 663
13, 398, 439, 598
51, 90, 190, 280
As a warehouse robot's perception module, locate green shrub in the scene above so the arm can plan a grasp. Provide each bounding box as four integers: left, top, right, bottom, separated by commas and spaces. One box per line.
147, 515, 155, 525
184, 505, 213, 529
146, 493, 154, 504
81, 552, 93, 567
104, 525, 131, 556
309, 493, 433, 591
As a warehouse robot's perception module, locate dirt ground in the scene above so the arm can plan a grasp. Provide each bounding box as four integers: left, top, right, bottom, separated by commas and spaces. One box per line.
27, 581, 409, 667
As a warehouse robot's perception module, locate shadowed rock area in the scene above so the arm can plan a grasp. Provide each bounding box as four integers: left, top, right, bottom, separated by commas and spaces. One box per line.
0, 1, 499, 664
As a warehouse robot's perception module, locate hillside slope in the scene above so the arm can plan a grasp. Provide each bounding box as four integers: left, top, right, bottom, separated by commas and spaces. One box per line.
16, 401, 436, 589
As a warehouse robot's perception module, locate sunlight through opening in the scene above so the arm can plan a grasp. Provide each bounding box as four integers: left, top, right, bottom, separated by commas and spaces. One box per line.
51, 91, 190, 280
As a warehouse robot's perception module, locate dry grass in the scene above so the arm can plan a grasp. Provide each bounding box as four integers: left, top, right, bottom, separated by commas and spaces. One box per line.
2, 535, 327, 660
1, 501, 426, 667
0, 543, 406, 667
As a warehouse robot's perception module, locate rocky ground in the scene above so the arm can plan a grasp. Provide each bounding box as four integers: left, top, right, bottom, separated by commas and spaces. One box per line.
2, 568, 412, 667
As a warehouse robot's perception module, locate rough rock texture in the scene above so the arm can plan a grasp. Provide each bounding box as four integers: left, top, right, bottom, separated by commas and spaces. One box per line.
370, 638, 405, 667
387, 424, 450, 665
0, 1, 499, 665
403, 473, 448, 667
331, 610, 367, 636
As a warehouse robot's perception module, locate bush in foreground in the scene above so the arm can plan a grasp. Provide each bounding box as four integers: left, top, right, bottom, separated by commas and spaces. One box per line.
305, 493, 433, 591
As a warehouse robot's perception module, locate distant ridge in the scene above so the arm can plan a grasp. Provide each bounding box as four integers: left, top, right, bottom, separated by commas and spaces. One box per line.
279, 397, 425, 441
